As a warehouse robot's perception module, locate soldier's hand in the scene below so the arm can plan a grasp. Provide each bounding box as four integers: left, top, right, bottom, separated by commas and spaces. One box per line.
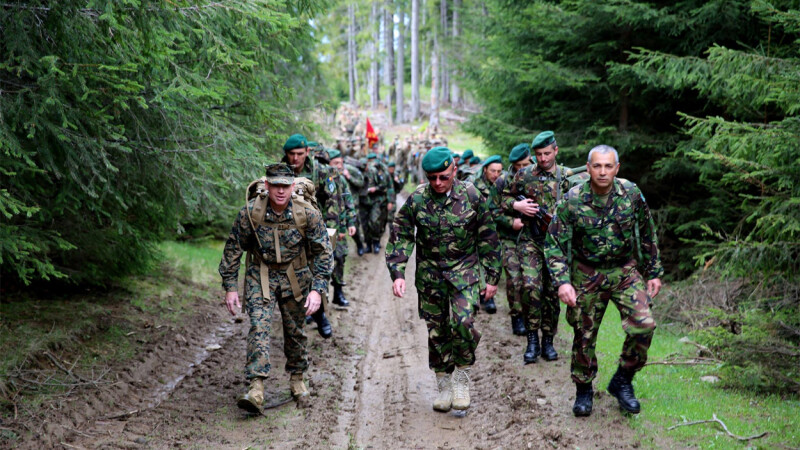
647, 278, 662, 298
513, 199, 540, 217
225, 291, 241, 316
512, 218, 524, 231
557, 284, 578, 307
392, 279, 406, 298
348, 226, 357, 236
485, 284, 498, 299
305, 290, 322, 316
343, 168, 351, 179
338, 232, 346, 240
387, 202, 394, 212
368, 186, 377, 194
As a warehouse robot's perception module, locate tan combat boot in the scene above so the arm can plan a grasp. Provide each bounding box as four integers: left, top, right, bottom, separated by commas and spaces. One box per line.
290, 372, 309, 399
432, 372, 453, 412
451, 366, 471, 410
236, 377, 265, 413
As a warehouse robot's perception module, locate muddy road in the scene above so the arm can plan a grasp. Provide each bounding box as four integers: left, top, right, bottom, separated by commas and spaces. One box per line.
41, 230, 652, 449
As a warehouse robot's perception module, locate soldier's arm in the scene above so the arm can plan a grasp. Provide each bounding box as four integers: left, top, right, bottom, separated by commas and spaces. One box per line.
349, 166, 365, 188
500, 170, 521, 213
386, 178, 396, 204
306, 208, 333, 294
341, 178, 357, 227
544, 201, 573, 287
218, 206, 252, 292
634, 188, 665, 280
475, 191, 502, 286
385, 195, 416, 280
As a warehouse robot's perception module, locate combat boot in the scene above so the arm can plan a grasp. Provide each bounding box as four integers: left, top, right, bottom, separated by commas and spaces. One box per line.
290, 372, 309, 399
332, 283, 350, 307
432, 372, 453, 412
236, 377, 265, 414
511, 315, 527, 336
572, 383, 593, 417
483, 297, 497, 314
372, 239, 381, 254
311, 310, 333, 339
523, 331, 540, 364
357, 244, 366, 256
607, 366, 641, 414
451, 366, 471, 410
541, 334, 558, 361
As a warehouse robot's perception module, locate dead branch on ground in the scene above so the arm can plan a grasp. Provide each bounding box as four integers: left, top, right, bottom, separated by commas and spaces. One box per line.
667, 413, 768, 441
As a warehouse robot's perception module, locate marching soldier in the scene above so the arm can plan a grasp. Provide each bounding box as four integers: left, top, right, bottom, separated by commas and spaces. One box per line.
545, 145, 663, 417
327, 149, 358, 307
386, 147, 501, 412
363, 153, 395, 253
469, 154, 505, 314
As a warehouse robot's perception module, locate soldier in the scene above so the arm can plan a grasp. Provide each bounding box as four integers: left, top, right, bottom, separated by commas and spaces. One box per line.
503, 131, 578, 364
496, 144, 534, 336
452, 153, 461, 168
386, 147, 501, 413
545, 145, 663, 417
220, 163, 333, 413
343, 156, 368, 256
469, 154, 505, 314
282, 133, 339, 338
457, 149, 474, 180
326, 149, 358, 307
363, 153, 395, 253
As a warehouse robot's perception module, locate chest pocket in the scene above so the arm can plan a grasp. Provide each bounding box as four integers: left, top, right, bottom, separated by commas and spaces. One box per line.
255, 224, 304, 263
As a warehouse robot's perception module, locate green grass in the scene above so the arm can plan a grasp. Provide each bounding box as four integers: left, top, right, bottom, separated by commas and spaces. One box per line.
581, 302, 800, 448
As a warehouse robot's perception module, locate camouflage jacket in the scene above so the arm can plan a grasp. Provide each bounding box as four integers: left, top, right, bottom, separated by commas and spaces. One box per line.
502, 163, 574, 242
544, 178, 664, 287
386, 179, 502, 287
471, 173, 510, 241
219, 198, 333, 295
344, 163, 366, 207
493, 168, 519, 240
281, 155, 338, 208
364, 160, 395, 205
329, 172, 356, 232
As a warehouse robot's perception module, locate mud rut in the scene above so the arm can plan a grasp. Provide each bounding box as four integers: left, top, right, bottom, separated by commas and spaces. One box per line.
46, 192, 650, 450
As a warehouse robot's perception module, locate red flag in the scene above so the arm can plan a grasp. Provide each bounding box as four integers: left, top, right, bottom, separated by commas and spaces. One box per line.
366, 118, 379, 149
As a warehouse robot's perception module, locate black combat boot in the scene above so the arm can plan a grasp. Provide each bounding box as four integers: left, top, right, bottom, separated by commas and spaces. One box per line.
523, 331, 540, 364
372, 239, 381, 254
332, 283, 350, 307
607, 366, 641, 414
572, 383, 593, 416
357, 243, 366, 256
483, 297, 497, 314
511, 315, 527, 336
311, 310, 333, 339
541, 334, 558, 361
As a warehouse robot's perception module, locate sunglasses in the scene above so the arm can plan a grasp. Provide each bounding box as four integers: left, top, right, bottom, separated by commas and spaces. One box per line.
426, 172, 454, 182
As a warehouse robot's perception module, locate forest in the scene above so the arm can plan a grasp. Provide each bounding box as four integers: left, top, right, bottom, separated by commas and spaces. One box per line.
2, 0, 799, 396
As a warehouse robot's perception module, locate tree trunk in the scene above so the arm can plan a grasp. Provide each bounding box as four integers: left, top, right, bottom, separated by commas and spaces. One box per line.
440, 0, 449, 104
421, 0, 428, 87
383, 0, 394, 109
410, 0, 419, 120
430, 36, 440, 128
348, 3, 356, 105
451, 0, 460, 107
395, 6, 405, 123
370, 2, 380, 109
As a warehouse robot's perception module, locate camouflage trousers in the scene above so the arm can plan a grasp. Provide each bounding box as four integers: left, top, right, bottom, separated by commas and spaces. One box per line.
502, 238, 523, 316
332, 239, 347, 286
354, 205, 367, 249
417, 277, 482, 373
244, 262, 311, 379
518, 241, 560, 335
566, 259, 657, 384
365, 200, 387, 242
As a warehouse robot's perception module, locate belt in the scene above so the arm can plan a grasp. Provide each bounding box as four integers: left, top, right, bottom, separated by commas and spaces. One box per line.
575, 257, 632, 270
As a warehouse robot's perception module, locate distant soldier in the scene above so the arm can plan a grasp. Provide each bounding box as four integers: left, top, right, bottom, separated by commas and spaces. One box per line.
219, 163, 333, 413
457, 149, 474, 180
386, 147, 501, 412
503, 131, 578, 364
387, 161, 404, 222
469, 154, 505, 314
363, 153, 395, 253
343, 157, 368, 256
495, 143, 534, 335
545, 145, 663, 417
326, 149, 358, 307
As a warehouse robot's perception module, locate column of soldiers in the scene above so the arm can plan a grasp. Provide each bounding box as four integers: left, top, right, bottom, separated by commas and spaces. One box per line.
219, 128, 663, 420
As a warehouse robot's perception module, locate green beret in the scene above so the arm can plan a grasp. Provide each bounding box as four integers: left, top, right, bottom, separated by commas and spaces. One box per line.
307, 141, 320, 148
509, 143, 531, 162
283, 134, 308, 152
265, 163, 294, 185
469, 156, 480, 165
422, 146, 454, 173
482, 155, 503, 167
367, 152, 377, 160
532, 131, 556, 149
461, 149, 474, 161
452, 153, 461, 159
327, 148, 342, 160
388, 161, 396, 167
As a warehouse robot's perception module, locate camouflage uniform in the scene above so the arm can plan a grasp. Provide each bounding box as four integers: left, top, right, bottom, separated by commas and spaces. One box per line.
363, 160, 395, 244
386, 179, 502, 372
281, 154, 339, 212
502, 164, 574, 336
493, 169, 523, 317
544, 178, 663, 384
344, 162, 367, 249
328, 173, 357, 285
219, 200, 333, 379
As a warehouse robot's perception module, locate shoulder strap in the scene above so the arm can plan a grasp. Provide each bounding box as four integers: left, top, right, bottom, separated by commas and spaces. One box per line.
291, 199, 309, 237
617, 179, 643, 263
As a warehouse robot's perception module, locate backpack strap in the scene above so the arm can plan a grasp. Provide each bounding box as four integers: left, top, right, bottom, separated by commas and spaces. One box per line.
618, 179, 643, 264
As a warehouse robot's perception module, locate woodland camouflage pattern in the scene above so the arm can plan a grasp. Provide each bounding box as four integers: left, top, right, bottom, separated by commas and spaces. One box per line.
491, 169, 523, 315
363, 159, 395, 242
219, 199, 333, 379
545, 178, 663, 384
329, 172, 357, 284
386, 179, 501, 372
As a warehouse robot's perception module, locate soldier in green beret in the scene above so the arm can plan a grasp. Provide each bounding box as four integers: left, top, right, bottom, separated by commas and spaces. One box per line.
326, 149, 358, 307
495, 143, 534, 336
457, 149, 475, 180
386, 147, 502, 413
545, 145, 663, 417
363, 152, 395, 253
219, 163, 333, 412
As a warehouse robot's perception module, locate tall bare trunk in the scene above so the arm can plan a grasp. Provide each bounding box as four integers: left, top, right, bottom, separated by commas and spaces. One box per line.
395, 7, 405, 123
451, 0, 460, 107
421, 0, 428, 87
370, 2, 380, 108
410, 0, 419, 120
383, 0, 394, 109
429, 36, 440, 128
440, 0, 449, 105
348, 3, 356, 105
